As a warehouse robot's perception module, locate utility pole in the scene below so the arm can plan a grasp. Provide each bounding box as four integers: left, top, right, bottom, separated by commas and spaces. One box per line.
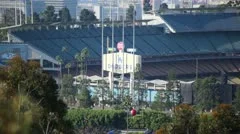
31, 0, 33, 24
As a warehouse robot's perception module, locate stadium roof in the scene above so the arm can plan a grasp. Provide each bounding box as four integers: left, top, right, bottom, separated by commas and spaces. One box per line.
10, 25, 240, 62
160, 13, 240, 33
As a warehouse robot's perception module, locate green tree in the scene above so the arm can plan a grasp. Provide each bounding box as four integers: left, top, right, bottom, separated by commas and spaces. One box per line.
65, 62, 72, 75
143, 0, 152, 12
233, 87, 240, 111
77, 79, 92, 108
80, 9, 97, 23
0, 29, 7, 41
43, 6, 57, 23
134, 64, 147, 108
0, 83, 41, 134
61, 74, 77, 106
2, 56, 72, 133
59, 7, 71, 23
126, 5, 136, 21
151, 91, 165, 111
96, 79, 111, 109
212, 104, 240, 134
160, 3, 168, 9
75, 47, 89, 76
33, 12, 40, 23
194, 77, 220, 111
171, 104, 199, 134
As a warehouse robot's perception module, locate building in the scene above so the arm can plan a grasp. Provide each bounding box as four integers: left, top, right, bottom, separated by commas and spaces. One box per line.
0, 0, 25, 24
76, 0, 142, 21
45, 0, 77, 18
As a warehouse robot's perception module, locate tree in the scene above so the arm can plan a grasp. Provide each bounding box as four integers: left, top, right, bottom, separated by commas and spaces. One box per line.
55, 55, 63, 90
212, 104, 240, 134
143, 0, 152, 12
134, 64, 147, 108
61, 74, 77, 106
75, 47, 89, 76
77, 79, 92, 108
80, 9, 97, 23
194, 77, 221, 111
1, 56, 72, 133
59, 7, 71, 23
0, 82, 41, 134
171, 104, 199, 134
65, 63, 72, 75
126, 5, 136, 21
33, 12, 40, 23
233, 87, 240, 111
151, 91, 165, 111
0, 29, 7, 41
43, 6, 57, 23
160, 3, 168, 10
95, 79, 111, 109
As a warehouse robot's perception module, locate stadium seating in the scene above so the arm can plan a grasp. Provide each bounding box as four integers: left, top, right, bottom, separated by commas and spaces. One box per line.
160, 13, 240, 32
11, 25, 240, 62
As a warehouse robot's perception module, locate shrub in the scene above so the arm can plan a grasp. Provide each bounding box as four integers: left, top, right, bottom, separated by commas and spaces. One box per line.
66, 109, 126, 130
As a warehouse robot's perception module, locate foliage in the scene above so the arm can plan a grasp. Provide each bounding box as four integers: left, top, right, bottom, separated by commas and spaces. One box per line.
75, 47, 89, 76
194, 76, 221, 111
65, 62, 72, 74
95, 79, 112, 109
0, 56, 72, 133
0, 84, 41, 134
198, 114, 215, 134
160, 3, 168, 9
171, 104, 199, 134
134, 64, 147, 108
233, 87, 240, 111
143, 0, 152, 12
78, 86, 92, 108
126, 5, 136, 21
59, 7, 71, 23
0, 29, 7, 41
33, 12, 40, 23
128, 110, 171, 131
61, 74, 77, 106
80, 9, 97, 23
212, 104, 240, 134
151, 91, 165, 111
43, 6, 57, 23
66, 109, 126, 130
66, 109, 171, 131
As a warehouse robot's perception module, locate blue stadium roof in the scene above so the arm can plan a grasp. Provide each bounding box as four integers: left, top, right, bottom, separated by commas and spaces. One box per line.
10, 25, 240, 62
160, 13, 240, 33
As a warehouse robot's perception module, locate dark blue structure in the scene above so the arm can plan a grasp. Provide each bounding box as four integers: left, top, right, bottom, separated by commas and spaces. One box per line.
9, 13, 240, 79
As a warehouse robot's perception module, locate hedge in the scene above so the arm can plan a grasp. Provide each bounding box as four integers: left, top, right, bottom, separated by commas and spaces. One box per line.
65, 109, 171, 131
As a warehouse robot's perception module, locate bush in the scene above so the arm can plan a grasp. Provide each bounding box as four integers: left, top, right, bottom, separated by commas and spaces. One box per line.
66, 109, 126, 130
66, 109, 171, 131
128, 110, 171, 130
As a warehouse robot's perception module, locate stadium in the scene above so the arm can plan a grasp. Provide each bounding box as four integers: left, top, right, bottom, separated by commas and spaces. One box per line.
1, 12, 240, 103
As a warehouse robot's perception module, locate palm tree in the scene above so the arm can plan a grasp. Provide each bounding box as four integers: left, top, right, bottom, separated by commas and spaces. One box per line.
65, 63, 72, 75
75, 47, 89, 76
55, 55, 64, 90
75, 52, 81, 75
80, 48, 89, 76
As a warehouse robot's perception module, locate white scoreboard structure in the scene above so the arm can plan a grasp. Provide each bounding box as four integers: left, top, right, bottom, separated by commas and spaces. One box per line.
102, 42, 142, 98
103, 52, 141, 74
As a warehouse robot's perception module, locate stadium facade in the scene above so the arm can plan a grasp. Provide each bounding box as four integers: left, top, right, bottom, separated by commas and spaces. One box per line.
1, 12, 240, 103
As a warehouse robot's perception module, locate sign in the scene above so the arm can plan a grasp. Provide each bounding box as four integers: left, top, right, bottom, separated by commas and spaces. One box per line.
102, 52, 141, 74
